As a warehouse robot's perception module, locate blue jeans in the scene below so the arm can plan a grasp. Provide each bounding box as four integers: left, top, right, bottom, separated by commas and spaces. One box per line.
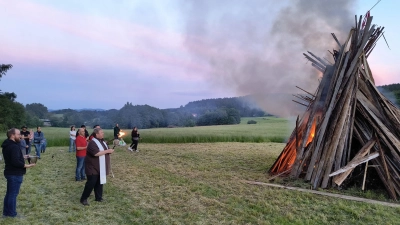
76, 156, 85, 180
69, 139, 76, 152
3, 175, 23, 217
34, 144, 42, 158
26, 145, 31, 155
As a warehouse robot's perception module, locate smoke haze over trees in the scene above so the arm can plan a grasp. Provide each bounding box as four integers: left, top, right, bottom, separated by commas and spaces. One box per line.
180, 0, 356, 117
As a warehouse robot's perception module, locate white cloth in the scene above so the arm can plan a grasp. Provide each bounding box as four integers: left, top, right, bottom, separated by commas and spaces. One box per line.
92, 138, 107, 184
70, 131, 76, 140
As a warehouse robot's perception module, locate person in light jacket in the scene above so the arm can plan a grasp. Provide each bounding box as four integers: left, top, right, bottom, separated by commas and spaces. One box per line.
33, 127, 45, 159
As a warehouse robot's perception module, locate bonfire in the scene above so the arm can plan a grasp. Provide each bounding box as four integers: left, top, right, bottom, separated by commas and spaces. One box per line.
269, 14, 400, 200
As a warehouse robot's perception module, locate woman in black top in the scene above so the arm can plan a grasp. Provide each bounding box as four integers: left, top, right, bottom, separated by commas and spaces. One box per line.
128, 127, 140, 152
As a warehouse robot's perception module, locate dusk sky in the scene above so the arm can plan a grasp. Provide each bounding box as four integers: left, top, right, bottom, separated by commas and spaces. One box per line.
0, 0, 398, 113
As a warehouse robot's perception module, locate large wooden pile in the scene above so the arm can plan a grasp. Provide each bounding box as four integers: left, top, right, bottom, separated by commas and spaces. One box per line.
269, 15, 400, 200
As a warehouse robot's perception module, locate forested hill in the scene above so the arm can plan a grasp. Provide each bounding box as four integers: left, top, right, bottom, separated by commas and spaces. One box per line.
22, 96, 266, 130
378, 83, 400, 105
4, 83, 399, 130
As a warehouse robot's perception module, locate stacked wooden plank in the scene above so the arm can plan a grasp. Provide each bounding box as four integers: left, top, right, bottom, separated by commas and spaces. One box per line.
269, 15, 400, 200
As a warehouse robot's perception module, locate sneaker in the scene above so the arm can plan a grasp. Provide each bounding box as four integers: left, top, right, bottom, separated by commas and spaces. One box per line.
80, 199, 89, 206
135, 150, 139, 152
128, 147, 133, 151
2, 214, 25, 219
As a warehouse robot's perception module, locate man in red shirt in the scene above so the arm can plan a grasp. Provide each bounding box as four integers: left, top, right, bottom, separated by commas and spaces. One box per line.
75, 128, 87, 181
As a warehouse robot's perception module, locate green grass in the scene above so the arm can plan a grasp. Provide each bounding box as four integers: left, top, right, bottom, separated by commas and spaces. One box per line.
1, 143, 400, 224
0, 117, 291, 146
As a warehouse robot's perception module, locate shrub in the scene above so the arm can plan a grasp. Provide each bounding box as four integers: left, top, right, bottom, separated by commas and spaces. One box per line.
247, 120, 257, 124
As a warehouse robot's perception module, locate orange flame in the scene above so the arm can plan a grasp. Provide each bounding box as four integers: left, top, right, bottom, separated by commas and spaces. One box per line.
306, 120, 317, 146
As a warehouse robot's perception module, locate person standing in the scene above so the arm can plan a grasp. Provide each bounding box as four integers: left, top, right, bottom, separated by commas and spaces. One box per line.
20, 126, 31, 156
76, 125, 89, 141
69, 126, 76, 152
75, 128, 87, 181
128, 127, 140, 152
33, 127, 45, 158
80, 128, 114, 206
88, 125, 100, 141
113, 123, 120, 140
2, 128, 36, 218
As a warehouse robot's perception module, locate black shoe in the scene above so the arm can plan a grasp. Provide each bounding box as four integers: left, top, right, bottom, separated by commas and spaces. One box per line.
76, 179, 81, 181
95, 198, 103, 202
80, 199, 89, 206
82, 177, 86, 180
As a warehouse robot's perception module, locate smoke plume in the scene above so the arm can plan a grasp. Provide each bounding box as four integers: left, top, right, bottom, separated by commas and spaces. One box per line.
181, 0, 356, 117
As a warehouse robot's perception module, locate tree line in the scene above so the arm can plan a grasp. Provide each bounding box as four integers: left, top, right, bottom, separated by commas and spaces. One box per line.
0, 64, 265, 130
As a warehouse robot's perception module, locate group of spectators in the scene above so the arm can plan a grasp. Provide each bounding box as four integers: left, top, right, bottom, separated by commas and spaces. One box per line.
20, 126, 47, 159
2, 123, 142, 218
69, 124, 118, 206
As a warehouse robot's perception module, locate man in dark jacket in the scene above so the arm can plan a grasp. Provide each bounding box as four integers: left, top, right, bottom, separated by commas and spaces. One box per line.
113, 123, 120, 140
2, 128, 36, 218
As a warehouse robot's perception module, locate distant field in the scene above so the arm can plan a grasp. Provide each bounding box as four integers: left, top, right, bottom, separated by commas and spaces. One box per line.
0, 117, 293, 146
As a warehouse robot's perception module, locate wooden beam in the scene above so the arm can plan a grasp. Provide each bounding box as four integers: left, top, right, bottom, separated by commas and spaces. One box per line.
329, 152, 379, 177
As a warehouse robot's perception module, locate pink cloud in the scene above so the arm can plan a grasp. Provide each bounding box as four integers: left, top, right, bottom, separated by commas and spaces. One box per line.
0, 0, 216, 81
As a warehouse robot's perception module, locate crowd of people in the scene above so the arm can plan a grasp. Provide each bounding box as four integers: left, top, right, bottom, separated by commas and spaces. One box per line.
1, 123, 143, 218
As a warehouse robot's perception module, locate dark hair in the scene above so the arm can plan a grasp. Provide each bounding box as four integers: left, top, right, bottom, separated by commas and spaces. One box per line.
81, 125, 86, 128
93, 125, 100, 129
7, 128, 17, 139
21, 125, 27, 129
37, 126, 41, 129
70, 125, 75, 131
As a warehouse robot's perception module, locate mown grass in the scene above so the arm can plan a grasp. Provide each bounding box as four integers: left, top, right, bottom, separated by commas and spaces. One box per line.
0, 117, 291, 146
1, 143, 400, 224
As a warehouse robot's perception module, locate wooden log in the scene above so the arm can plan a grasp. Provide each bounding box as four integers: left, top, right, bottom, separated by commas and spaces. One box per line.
357, 91, 400, 149
311, 63, 325, 73
371, 158, 398, 200
345, 75, 359, 163
307, 51, 331, 66
304, 53, 326, 71
361, 149, 370, 191
305, 49, 351, 181
332, 138, 376, 186
331, 33, 341, 48
330, 152, 379, 178
292, 67, 334, 177
375, 134, 396, 200
321, 77, 356, 188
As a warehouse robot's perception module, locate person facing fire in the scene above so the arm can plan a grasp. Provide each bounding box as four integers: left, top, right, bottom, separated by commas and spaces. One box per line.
20, 126, 31, 156
89, 125, 100, 141
2, 128, 36, 218
113, 123, 120, 140
128, 127, 140, 152
75, 128, 87, 181
80, 128, 114, 206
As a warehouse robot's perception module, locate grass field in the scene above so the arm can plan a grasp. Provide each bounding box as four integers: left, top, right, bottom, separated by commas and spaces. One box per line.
1, 117, 400, 224
0, 117, 292, 146
1, 143, 400, 224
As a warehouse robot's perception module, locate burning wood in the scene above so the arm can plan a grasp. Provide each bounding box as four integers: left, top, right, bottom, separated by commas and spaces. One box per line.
269, 15, 400, 200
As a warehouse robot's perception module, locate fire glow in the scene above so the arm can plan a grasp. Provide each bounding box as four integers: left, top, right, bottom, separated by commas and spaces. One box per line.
269, 112, 319, 174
